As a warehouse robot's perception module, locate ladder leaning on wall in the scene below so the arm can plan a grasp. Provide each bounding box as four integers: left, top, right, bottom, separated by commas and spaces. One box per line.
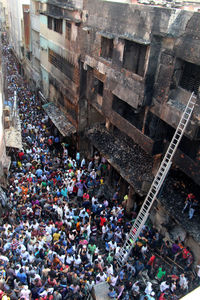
116, 92, 196, 268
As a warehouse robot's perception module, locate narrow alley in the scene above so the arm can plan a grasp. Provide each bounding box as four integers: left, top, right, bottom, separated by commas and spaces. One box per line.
0, 36, 199, 300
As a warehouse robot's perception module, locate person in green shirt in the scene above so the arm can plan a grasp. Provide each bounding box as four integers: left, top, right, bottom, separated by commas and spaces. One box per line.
107, 253, 114, 264
156, 267, 166, 280
88, 242, 96, 255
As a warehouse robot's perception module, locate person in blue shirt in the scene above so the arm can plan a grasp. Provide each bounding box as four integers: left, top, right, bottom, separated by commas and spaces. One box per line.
35, 168, 43, 178
108, 286, 117, 298
76, 152, 80, 166
16, 268, 27, 284
61, 186, 68, 200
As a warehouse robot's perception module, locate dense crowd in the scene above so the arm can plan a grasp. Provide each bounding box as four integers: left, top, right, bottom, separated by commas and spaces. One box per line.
0, 38, 199, 300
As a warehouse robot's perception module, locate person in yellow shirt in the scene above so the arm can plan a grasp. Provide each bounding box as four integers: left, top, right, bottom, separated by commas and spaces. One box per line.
53, 231, 60, 242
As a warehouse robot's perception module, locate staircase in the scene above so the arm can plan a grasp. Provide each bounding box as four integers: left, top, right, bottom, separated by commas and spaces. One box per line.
116, 92, 196, 267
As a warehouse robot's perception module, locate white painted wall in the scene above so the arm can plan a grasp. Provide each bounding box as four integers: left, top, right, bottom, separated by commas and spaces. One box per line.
7, 0, 30, 60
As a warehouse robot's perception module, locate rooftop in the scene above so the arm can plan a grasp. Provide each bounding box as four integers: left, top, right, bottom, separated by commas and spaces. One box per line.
86, 124, 154, 196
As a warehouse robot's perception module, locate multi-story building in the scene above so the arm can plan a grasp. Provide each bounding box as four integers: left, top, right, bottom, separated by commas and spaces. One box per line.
0, 0, 9, 31
81, 0, 200, 259
7, 0, 30, 75
0, 37, 11, 188
6, 0, 200, 259
38, 0, 83, 146
29, 0, 41, 90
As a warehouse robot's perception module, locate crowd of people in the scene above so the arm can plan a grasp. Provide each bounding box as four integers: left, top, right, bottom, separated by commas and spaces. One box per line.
0, 38, 199, 300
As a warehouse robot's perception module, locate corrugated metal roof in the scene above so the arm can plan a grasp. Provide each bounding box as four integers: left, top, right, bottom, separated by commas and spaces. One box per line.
5, 127, 23, 149
42, 102, 76, 136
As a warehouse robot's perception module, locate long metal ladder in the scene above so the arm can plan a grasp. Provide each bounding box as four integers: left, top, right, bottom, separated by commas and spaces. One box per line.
117, 92, 196, 267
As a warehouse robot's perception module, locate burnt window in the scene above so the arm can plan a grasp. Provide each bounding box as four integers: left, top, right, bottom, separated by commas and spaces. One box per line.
112, 95, 144, 130
123, 40, 147, 76
101, 37, 113, 60
66, 21, 71, 41
54, 19, 63, 34
94, 78, 104, 96
48, 16, 53, 30
179, 61, 200, 95
48, 49, 75, 81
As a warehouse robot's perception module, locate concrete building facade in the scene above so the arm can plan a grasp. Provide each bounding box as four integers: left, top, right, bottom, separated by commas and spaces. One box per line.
5, 0, 200, 259
38, 0, 84, 147
0, 0, 9, 31
6, 0, 31, 77
81, 0, 200, 260
29, 0, 41, 90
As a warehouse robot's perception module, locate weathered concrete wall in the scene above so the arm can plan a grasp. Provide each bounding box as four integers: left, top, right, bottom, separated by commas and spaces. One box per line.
82, 0, 200, 182
39, 4, 82, 129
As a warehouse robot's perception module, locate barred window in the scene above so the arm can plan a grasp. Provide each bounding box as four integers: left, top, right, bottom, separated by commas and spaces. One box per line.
54, 19, 62, 34
47, 16, 53, 30
48, 49, 74, 81
179, 61, 200, 95
47, 16, 62, 34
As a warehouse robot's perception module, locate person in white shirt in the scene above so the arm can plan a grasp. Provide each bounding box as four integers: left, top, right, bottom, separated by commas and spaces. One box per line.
132, 281, 140, 295
108, 240, 117, 251
110, 273, 118, 286
106, 264, 114, 276
19, 285, 31, 300
160, 281, 170, 292
97, 271, 107, 282
74, 255, 82, 267
179, 274, 188, 290
171, 282, 176, 293
145, 282, 153, 295
66, 253, 74, 265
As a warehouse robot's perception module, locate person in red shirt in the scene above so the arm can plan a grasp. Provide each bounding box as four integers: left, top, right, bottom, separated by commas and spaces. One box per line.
18, 151, 24, 160
83, 192, 89, 201
159, 292, 166, 300
147, 254, 156, 271
100, 214, 107, 228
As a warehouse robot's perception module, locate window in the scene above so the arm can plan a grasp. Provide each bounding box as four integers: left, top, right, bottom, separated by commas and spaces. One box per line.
66, 21, 71, 41
54, 19, 63, 34
94, 78, 104, 96
48, 16, 62, 34
179, 61, 200, 95
101, 37, 113, 60
48, 49, 75, 81
112, 95, 144, 130
123, 40, 147, 76
48, 16, 53, 30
